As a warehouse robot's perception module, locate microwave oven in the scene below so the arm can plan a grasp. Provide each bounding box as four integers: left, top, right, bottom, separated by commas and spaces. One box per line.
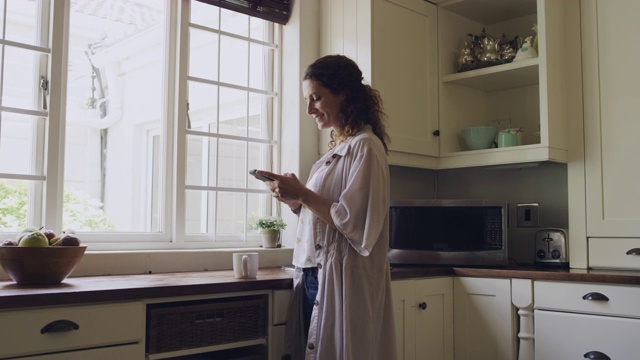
387, 199, 508, 266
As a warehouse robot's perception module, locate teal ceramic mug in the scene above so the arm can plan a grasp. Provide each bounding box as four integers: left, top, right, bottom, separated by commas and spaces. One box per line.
497, 130, 518, 148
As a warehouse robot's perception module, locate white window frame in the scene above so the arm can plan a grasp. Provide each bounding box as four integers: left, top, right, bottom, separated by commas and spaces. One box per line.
1, 0, 282, 251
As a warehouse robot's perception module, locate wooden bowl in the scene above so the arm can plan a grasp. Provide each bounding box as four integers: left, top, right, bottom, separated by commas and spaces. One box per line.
0, 246, 87, 285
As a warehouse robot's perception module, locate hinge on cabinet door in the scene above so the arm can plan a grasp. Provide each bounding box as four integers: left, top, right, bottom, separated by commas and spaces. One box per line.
40, 76, 49, 110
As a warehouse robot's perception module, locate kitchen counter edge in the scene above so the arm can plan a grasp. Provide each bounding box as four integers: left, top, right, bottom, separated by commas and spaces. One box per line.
2, 266, 640, 310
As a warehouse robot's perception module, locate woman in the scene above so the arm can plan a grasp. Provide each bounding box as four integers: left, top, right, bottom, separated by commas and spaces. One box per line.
256, 55, 396, 360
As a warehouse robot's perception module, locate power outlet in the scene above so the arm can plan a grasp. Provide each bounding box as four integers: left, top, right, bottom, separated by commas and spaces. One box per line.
517, 203, 539, 228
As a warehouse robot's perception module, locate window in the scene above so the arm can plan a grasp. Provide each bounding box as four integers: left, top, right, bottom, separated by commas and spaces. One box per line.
0, 0, 281, 249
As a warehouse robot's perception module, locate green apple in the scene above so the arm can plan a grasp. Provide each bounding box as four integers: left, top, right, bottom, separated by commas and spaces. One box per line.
18, 231, 49, 247
17, 226, 41, 242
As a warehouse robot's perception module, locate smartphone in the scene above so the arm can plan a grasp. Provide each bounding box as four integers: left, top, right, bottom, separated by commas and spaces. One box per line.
249, 169, 275, 182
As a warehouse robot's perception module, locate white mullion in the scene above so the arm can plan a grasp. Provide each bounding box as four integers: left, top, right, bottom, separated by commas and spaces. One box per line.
212, 8, 222, 241
43, 0, 67, 233
173, 0, 191, 243
189, 22, 277, 49
0, 39, 50, 54
0, 173, 46, 181
187, 75, 277, 97
0, 106, 48, 117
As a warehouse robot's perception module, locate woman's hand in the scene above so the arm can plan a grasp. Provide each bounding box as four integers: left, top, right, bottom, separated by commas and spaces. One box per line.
257, 170, 336, 227
256, 170, 304, 210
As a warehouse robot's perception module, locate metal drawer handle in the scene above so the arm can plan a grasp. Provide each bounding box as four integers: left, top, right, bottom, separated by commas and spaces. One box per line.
418, 302, 427, 310
583, 350, 611, 359
40, 319, 80, 334
626, 248, 640, 255
582, 292, 610, 301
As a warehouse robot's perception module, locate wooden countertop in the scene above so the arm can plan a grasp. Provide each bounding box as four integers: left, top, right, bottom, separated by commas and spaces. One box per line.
1, 265, 639, 310
390, 265, 640, 285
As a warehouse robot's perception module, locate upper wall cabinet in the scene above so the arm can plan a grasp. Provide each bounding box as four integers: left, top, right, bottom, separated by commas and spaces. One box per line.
320, 0, 439, 169
436, 0, 582, 169
319, 0, 581, 170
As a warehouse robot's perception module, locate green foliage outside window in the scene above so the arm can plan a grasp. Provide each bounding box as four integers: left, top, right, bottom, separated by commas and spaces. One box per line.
0, 180, 114, 231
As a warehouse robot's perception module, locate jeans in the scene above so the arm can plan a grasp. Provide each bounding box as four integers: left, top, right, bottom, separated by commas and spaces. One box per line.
302, 267, 318, 340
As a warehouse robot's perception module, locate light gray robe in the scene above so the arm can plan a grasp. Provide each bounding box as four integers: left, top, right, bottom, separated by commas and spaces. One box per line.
285, 127, 397, 360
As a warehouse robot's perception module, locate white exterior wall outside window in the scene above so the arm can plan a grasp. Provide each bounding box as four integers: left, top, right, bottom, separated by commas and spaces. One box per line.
0, 0, 281, 250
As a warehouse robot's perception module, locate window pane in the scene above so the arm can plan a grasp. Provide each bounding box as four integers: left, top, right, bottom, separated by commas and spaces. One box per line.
0, 113, 45, 175
1, 46, 41, 110
220, 35, 248, 86
220, 9, 248, 37
186, 135, 217, 188
249, 43, 270, 90
190, 1, 219, 29
247, 142, 273, 190
248, 92, 273, 140
188, 82, 219, 133
189, 27, 219, 81
249, 17, 266, 41
0, 179, 40, 232
218, 138, 246, 188
219, 87, 247, 137
3, 0, 39, 46
64, 0, 166, 232
216, 191, 245, 237
185, 189, 215, 234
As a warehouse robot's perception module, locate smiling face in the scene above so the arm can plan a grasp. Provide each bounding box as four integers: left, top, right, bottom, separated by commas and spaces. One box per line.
303, 79, 345, 131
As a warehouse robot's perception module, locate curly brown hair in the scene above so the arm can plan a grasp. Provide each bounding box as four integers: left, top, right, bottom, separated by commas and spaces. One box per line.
303, 55, 390, 153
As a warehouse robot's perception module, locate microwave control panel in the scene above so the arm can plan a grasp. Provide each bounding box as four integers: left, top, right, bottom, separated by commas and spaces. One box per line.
484, 208, 504, 250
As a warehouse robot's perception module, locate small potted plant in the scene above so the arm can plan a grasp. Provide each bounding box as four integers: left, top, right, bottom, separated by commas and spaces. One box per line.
254, 216, 286, 248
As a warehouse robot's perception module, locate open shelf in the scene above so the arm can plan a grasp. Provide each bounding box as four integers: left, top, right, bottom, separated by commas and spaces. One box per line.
441, 58, 539, 92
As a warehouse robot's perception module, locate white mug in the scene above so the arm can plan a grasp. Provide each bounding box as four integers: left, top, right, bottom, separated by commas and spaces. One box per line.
233, 252, 259, 279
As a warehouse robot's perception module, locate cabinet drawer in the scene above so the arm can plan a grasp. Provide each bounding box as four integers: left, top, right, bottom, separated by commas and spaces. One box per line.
17, 343, 143, 360
589, 237, 640, 269
534, 281, 640, 318
0, 301, 143, 358
535, 310, 640, 360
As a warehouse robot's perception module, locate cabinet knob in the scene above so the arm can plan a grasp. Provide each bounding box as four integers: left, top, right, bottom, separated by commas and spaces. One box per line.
583, 350, 611, 360
582, 292, 609, 302
40, 319, 80, 334
418, 302, 427, 310
626, 248, 640, 255
432, 130, 440, 137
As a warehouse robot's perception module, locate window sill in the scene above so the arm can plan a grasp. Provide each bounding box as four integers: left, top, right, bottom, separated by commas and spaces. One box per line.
1, 247, 294, 279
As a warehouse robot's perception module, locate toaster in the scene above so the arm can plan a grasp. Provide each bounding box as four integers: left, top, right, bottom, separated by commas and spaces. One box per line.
535, 228, 569, 267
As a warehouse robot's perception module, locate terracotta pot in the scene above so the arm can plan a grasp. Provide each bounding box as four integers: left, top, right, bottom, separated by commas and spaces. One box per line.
259, 229, 280, 248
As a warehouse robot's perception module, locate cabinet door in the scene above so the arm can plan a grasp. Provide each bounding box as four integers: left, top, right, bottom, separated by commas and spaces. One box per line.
583, 0, 640, 237
453, 277, 514, 360
392, 280, 417, 360
373, 0, 438, 158
414, 277, 454, 360
392, 277, 453, 360
535, 310, 640, 360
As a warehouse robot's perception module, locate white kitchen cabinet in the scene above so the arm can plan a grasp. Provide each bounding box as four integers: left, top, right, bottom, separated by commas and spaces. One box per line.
534, 280, 640, 359
0, 301, 144, 359
453, 277, 515, 360
320, 0, 582, 170
570, 0, 640, 270
391, 277, 454, 360
436, 0, 582, 169
270, 289, 292, 360
319, 0, 439, 169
